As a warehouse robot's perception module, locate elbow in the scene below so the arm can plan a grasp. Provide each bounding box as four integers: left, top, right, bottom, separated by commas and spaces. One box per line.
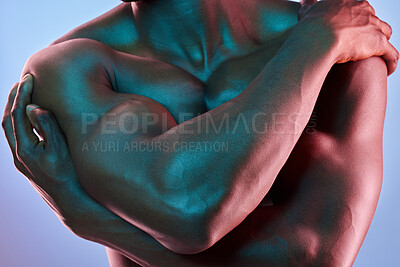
160, 210, 218, 255
165, 234, 214, 255
167, 193, 241, 254
153, 157, 226, 254
154, 194, 221, 254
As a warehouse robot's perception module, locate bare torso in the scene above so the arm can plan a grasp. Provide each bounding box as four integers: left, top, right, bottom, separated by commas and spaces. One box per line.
25, 1, 386, 266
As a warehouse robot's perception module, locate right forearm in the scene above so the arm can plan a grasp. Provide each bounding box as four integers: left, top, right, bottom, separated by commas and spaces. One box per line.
111, 20, 340, 251
215, 23, 334, 242
157, 19, 337, 240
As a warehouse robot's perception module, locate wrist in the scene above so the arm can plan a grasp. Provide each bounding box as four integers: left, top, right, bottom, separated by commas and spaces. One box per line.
292, 17, 340, 66
54, 180, 101, 237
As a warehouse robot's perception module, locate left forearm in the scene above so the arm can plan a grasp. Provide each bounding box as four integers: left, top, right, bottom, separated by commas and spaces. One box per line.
58, 182, 189, 267
63, 183, 282, 267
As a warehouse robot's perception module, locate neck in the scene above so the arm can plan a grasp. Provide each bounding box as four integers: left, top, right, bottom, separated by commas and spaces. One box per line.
131, 0, 260, 72
133, 0, 211, 44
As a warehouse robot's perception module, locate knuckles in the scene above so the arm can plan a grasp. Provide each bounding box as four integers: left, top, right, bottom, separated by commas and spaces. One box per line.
379, 33, 388, 46
388, 25, 393, 38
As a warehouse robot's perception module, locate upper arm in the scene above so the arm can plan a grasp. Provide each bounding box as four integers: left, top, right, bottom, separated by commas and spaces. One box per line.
321, 57, 387, 264
287, 57, 387, 265
314, 56, 387, 144
243, 57, 387, 266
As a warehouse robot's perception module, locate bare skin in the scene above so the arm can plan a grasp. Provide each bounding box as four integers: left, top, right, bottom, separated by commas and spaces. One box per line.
2, 0, 398, 266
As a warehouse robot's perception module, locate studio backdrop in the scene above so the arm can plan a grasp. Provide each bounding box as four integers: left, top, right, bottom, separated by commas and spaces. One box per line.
0, 1, 399, 266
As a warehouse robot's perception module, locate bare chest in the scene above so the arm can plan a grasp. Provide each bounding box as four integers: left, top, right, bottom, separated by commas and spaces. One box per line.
203, 35, 288, 110
62, 2, 299, 119
117, 34, 289, 121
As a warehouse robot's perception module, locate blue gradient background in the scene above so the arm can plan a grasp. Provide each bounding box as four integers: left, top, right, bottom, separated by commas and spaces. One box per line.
0, 1, 398, 266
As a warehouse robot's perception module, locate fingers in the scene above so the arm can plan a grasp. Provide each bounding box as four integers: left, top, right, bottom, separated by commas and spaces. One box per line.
359, 0, 375, 16
371, 15, 396, 74
11, 74, 40, 161
381, 40, 399, 76
369, 14, 392, 40
25, 105, 43, 140
2, 82, 32, 177
26, 105, 67, 150
361, 1, 391, 40
360, 2, 396, 74
2, 83, 19, 152
378, 19, 393, 40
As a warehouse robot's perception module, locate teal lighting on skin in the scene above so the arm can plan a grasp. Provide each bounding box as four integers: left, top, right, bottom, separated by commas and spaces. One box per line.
104, 24, 139, 50
237, 235, 289, 265
261, 10, 298, 36
220, 21, 240, 51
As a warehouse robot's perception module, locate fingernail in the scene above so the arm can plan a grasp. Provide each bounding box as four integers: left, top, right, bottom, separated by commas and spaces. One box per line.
21, 74, 32, 82
26, 104, 40, 112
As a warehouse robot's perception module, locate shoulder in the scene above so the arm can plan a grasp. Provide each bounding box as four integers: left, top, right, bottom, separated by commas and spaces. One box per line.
23, 38, 116, 114
50, 3, 138, 53
26, 38, 114, 78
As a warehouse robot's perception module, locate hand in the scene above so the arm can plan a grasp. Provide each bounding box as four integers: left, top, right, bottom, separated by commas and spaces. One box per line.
2, 74, 90, 232
298, 0, 399, 75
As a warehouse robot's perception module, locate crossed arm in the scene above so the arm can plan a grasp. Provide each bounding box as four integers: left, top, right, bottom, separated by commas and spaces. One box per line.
2, 0, 398, 266
16, 23, 337, 254
3, 54, 389, 267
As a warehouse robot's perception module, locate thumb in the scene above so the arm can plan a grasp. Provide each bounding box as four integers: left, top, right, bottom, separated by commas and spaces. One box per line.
26, 104, 54, 143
